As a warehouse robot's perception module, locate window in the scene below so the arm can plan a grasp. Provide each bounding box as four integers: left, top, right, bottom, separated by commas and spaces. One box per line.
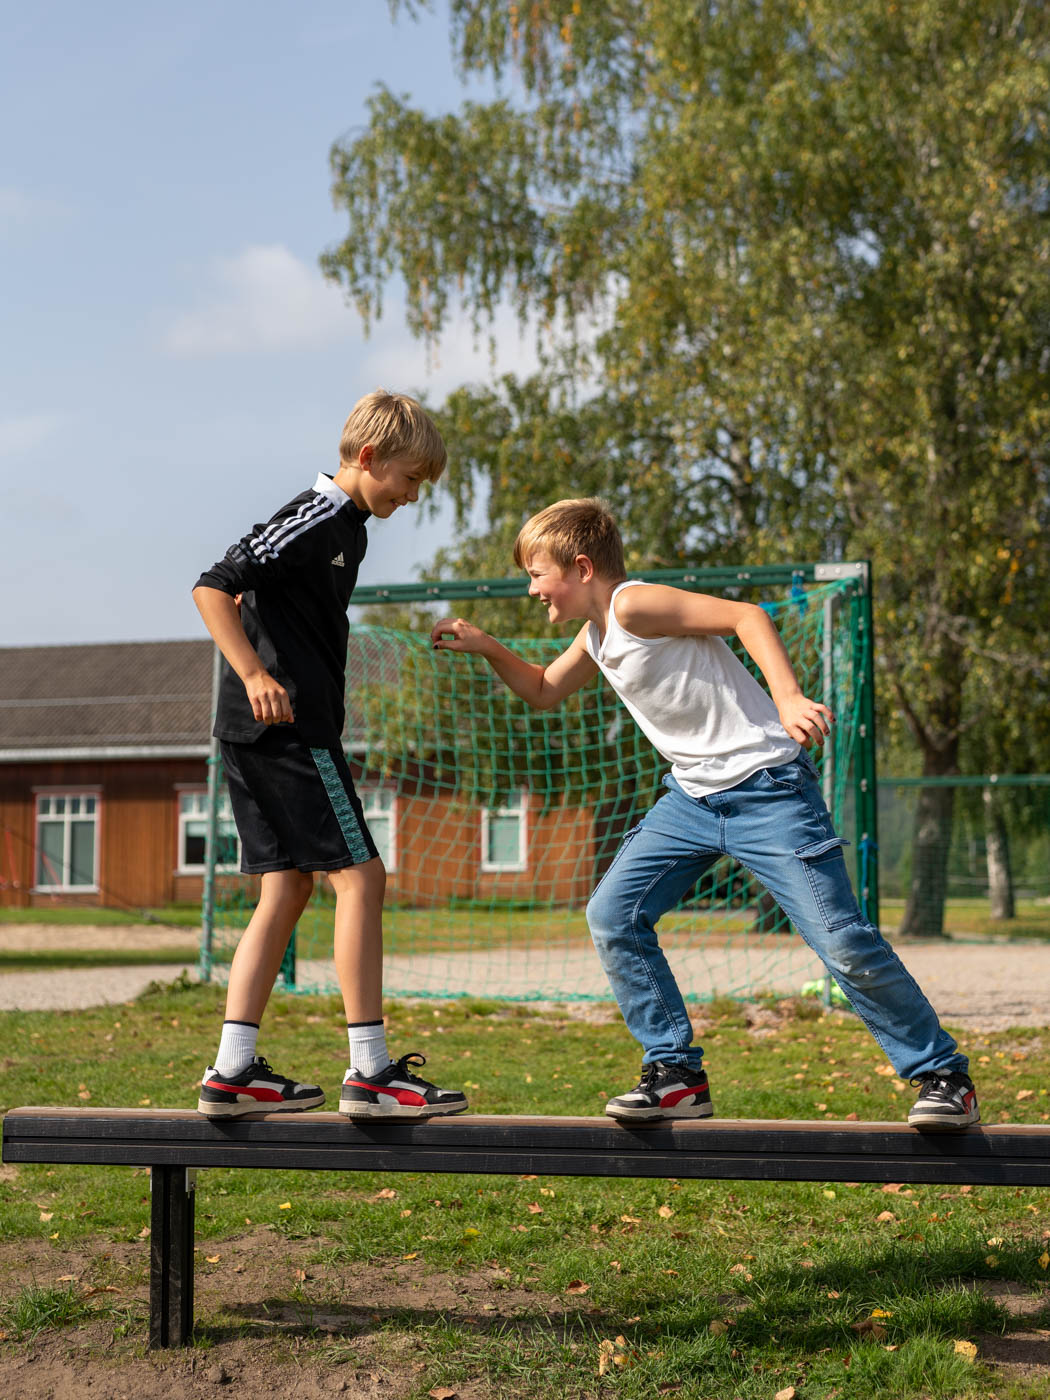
177, 790, 240, 873
361, 786, 397, 871
481, 790, 528, 872
35, 792, 99, 891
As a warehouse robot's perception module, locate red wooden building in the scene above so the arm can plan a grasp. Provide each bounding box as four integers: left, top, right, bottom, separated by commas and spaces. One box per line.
0, 641, 596, 912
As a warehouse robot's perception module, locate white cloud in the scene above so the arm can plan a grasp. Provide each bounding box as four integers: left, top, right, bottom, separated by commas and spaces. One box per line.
0, 414, 59, 457
164, 243, 352, 356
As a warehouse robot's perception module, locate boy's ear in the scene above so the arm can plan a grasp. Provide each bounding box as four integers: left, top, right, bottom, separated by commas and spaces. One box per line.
574, 553, 595, 582
358, 444, 375, 470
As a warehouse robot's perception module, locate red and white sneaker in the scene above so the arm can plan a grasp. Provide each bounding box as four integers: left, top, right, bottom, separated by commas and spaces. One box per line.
907, 1072, 980, 1130
339, 1052, 468, 1120
605, 1062, 713, 1122
196, 1057, 325, 1118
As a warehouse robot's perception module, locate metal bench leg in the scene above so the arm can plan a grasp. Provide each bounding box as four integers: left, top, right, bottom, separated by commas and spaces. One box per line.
149, 1166, 196, 1347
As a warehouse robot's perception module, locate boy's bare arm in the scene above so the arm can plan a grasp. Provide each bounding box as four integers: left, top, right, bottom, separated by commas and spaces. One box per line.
192, 585, 294, 725
615, 585, 832, 747
431, 617, 597, 710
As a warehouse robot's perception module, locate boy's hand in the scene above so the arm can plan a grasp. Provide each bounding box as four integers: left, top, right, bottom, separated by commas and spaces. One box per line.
431, 617, 493, 655
244, 670, 294, 725
776, 692, 833, 747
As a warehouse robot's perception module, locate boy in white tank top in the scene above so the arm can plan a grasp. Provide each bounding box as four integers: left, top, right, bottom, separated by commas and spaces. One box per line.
432, 498, 979, 1132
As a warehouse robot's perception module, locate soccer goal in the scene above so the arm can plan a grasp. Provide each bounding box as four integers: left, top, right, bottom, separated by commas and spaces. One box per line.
200, 563, 877, 1004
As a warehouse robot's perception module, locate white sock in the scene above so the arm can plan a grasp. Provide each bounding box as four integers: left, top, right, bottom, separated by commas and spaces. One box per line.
214, 1020, 259, 1077
347, 1020, 391, 1077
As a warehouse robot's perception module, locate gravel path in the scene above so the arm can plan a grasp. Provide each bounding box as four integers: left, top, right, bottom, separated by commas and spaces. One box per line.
0, 923, 1047, 1031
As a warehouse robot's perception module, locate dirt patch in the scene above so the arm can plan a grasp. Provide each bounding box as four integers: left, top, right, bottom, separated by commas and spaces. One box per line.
0, 926, 200, 955
0, 1231, 594, 1400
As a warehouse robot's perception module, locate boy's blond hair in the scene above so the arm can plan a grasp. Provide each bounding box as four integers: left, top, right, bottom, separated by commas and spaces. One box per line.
339, 388, 447, 480
513, 498, 627, 581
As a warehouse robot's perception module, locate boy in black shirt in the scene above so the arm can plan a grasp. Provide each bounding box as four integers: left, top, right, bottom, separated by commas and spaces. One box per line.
192, 389, 466, 1120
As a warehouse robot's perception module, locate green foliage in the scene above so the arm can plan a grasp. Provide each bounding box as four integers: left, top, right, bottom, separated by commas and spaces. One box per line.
326, 0, 1050, 936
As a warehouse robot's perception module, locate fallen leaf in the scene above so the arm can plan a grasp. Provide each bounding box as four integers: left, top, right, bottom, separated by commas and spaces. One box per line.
954, 1340, 978, 1362
1038, 1251, 1049, 1271
658, 1205, 674, 1218
278, 1202, 291, 1211
428, 1387, 458, 1399
527, 1203, 543, 1215
1017, 1089, 1034, 1100
374, 1188, 398, 1200
876, 1211, 896, 1222
851, 1318, 888, 1339
598, 1339, 616, 1376
137, 1226, 150, 1238
138, 1098, 151, 1107
775, 1387, 797, 1400
39, 1212, 53, 1222
709, 1320, 728, 1336
55, 1275, 76, 1283
206, 1255, 220, 1264
566, 1280, 590, 1294
620, 1214, 641, 1224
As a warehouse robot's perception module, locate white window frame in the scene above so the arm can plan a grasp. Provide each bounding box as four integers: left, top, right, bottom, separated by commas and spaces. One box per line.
360, 785, 398, 872
176, 787, 241, 874
33, 788, 101, 892
480, 789, 529, 873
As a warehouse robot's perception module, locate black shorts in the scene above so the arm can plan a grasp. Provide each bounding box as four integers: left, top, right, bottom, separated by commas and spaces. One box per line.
220, 728, 379, 874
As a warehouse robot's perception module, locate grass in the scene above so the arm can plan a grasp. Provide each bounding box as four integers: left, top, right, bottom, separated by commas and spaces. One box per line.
880, 898, 1050, 942
1, 984, 1048, 1395
0, 948, 194, 973
0, 904, 201, 928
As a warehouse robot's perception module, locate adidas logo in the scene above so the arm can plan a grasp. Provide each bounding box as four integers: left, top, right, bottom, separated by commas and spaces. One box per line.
331, 552, 345, 567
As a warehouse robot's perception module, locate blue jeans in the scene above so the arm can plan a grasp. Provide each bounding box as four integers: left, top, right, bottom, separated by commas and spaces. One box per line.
586, 757, 966, 1081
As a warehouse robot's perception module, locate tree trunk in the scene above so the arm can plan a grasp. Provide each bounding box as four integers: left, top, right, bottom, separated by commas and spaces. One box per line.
983, 786, 1015, 920
898, 782, 955, 938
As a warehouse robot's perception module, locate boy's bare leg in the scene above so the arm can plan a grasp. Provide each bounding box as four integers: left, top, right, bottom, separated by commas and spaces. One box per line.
224, 867, 315, 1024
329, 858, 386, 1024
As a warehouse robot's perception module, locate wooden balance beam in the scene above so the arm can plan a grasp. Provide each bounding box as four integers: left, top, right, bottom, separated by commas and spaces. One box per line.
4, 1107, 1049, 1348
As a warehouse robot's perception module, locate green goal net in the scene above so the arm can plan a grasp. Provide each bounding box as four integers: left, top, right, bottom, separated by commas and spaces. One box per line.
200, 564, 877, 1004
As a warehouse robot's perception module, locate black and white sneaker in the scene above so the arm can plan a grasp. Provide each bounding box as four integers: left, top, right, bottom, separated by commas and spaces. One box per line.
907, 1072, 980, 1131
196, 1057, 325, 1118
605, 1062, 713, 1122
339, 1052, 468, 1120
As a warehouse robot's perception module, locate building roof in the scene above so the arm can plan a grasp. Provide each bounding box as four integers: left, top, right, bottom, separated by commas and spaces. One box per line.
0, 640, 215, 759
0, 632, 421, 761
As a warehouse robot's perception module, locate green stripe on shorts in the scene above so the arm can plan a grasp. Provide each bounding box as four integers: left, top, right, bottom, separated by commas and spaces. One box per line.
309, 748, 371, 864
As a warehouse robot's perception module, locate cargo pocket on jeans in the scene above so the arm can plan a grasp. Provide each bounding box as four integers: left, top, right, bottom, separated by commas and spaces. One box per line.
795, 836, 857, 931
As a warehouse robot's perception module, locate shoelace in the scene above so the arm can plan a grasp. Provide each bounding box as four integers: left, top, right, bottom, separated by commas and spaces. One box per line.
910, 1073, 966, 1099
394, 1052, 429, 1084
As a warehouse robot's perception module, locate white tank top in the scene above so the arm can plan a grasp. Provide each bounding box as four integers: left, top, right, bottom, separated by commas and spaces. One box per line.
585, 580, 800, 798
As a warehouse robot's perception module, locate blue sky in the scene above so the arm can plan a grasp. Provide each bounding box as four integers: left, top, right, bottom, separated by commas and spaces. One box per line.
2, 2, 533, 646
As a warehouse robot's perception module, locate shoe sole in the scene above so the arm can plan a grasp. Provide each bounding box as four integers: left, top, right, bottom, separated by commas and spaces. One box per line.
908, 1111, 981, 1132
338, 1099, 468, 1120
605, 1103, 714, 1122
196, 1092, 325, 1119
